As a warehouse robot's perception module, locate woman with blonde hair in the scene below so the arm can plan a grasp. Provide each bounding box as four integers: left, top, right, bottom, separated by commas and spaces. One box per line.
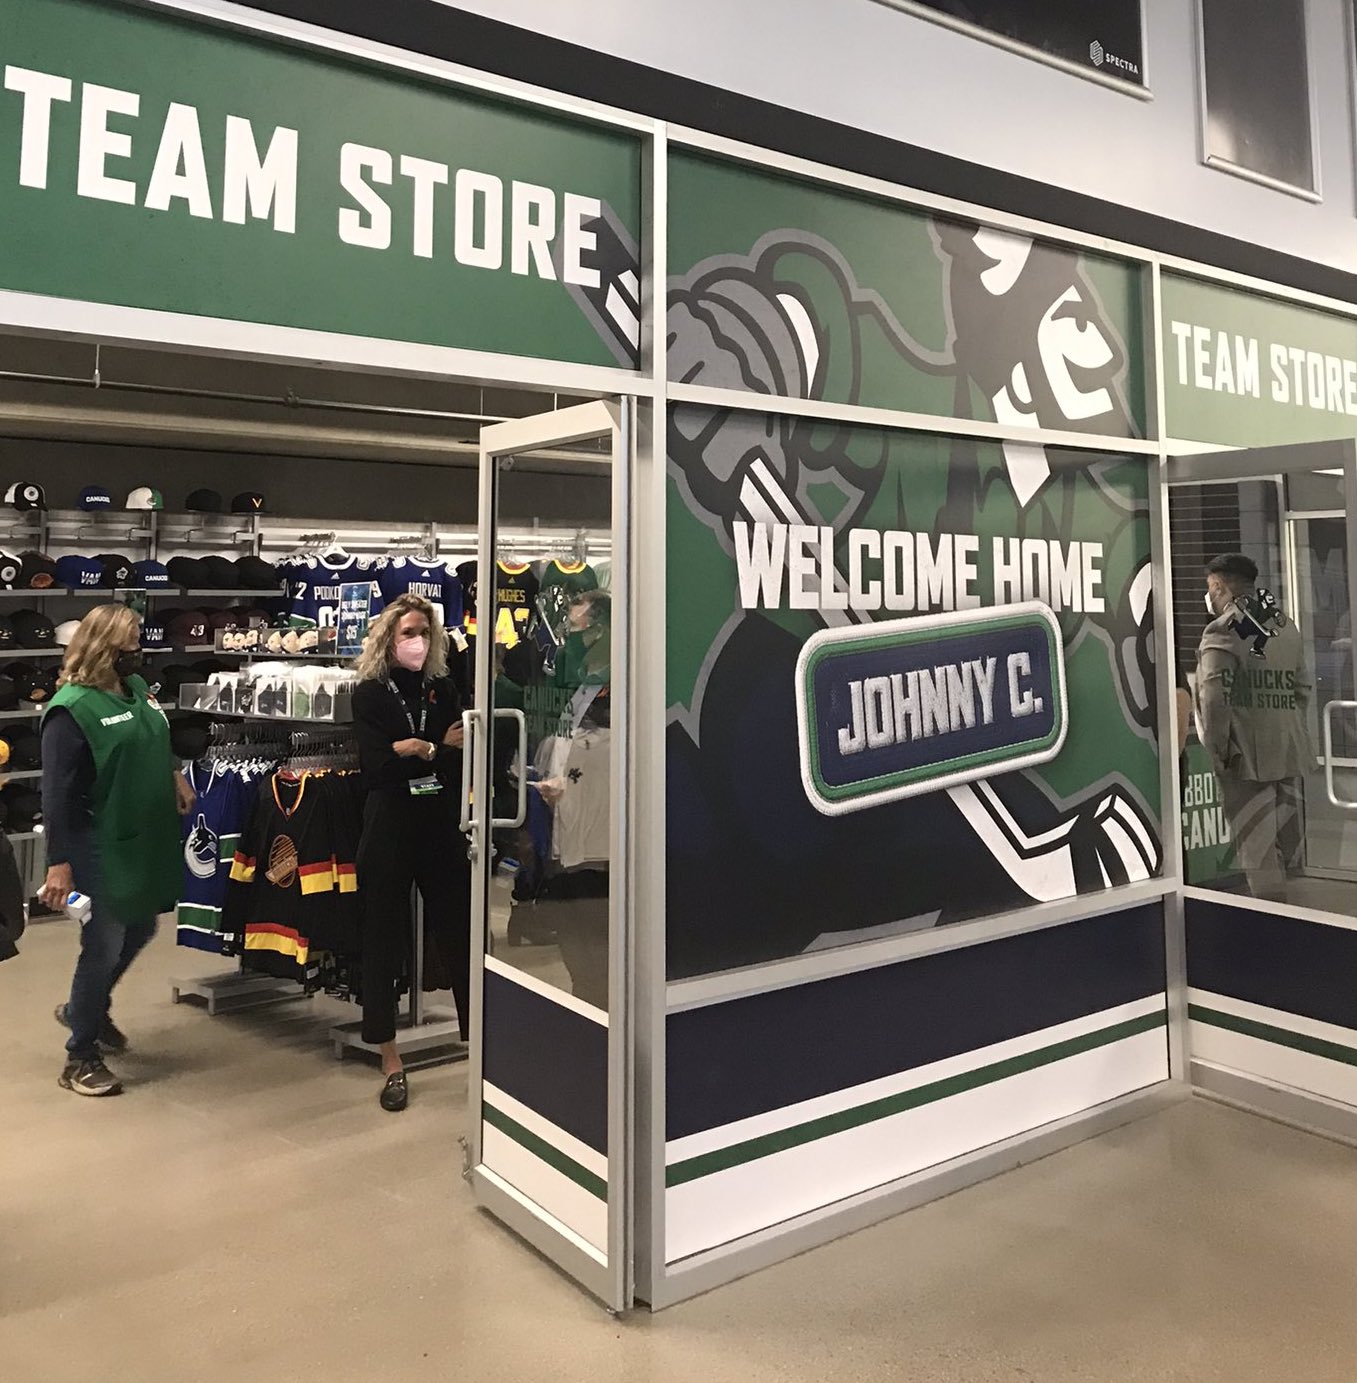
352, 593, 469, 1112
40, 604, 193, 1096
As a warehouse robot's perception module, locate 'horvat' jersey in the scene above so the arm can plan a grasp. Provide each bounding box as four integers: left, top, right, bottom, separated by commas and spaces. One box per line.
376, 558, 465, 630
277, 555, 384, 631
176, 761, 249, 954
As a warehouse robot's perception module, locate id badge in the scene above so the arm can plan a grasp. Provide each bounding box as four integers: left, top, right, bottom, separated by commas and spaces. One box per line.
408, 775, 443, 797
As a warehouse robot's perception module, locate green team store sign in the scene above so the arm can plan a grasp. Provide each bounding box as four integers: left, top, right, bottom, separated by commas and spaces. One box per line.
1163, 272, 1357, 448
0, 0, 642, 368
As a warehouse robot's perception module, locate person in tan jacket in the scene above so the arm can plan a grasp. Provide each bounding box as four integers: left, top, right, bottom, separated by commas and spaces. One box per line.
1195, 553, 1315, 900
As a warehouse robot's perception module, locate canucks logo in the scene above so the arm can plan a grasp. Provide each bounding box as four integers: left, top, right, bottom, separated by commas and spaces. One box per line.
184, 814, 219, 881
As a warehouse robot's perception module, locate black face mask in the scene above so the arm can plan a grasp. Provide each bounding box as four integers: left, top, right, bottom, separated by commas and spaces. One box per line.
114, 650, 144, 680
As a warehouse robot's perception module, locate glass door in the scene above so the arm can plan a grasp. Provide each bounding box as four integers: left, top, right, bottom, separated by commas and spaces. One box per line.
1167, 440, 1357, 912
462, 400, 631, 1310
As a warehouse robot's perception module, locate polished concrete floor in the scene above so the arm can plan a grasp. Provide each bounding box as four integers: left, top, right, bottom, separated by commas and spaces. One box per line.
5, 920, 1357, 1382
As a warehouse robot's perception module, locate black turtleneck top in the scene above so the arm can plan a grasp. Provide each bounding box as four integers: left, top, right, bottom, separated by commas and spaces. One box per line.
351, 667, 464, 794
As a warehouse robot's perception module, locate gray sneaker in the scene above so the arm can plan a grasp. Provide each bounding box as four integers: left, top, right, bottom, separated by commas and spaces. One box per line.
54, 1004, 129, 1054
58, 1058, 123, 1097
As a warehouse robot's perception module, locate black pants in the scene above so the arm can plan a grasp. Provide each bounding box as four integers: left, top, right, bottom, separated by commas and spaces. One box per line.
358, 790, 471, 1045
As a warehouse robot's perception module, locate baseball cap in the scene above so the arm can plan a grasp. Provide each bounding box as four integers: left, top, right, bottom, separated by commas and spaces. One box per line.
10, 610, 55, 649
149, 662, 194, 703
170, 715, 213, 763
166, 556, 209, 590
201, 555, 239, 590
79, 486, 113, 510
0, 617, 15, 654
5, 662, 55, 703
0, 551, 21, 591
0, 728, 39, 769
18, 551, 56, 589
54, 619, 81, 647
126, 487, 164, 510
5, 482, 45, 511
0, 675, 18, 711
235, 555, 280, 590
131, 559, 171, 588
1, 785, 43, 826
186, 489, 222, 513
95, 553, 135, 588
207, 609, 242, 633
231, 491, 267, 514
167, 609, 209, 647
139, 614, 167, 650
54, 555, 103, 590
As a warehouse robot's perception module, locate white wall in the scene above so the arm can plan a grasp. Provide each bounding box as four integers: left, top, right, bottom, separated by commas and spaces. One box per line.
443, 0, 1357, 278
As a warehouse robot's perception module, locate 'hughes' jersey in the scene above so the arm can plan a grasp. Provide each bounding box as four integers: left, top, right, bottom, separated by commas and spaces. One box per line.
455, 559, 539, 647
176, 762, 249, 955
376, 558, 465, 630
277, 555, 384, 631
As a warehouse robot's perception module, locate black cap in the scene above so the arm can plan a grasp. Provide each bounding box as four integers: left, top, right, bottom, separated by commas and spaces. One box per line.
167, 610, 209, 647
0, 551, 21, 590
10, 610, 55, 649
166, 556, 209, 590
186, 488, 223, 513
231, 491, 267, 514
148, 662, 194, 703
201, 555, 239, 589
1, 784, 42, 826
5, 482, 46, 512
94, 553, 135, 588
5, 661, 55, 703
0, 729, 39, 769
170, 714, 212, 762
207, 609, 241, 632
234, 555, 279, 590
0, 617, 15, 653
0, 675, 18, 711
18, 551, 56, 590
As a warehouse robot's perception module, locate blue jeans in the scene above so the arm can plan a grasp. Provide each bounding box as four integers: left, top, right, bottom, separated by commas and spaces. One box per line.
65, 840, 156, 1060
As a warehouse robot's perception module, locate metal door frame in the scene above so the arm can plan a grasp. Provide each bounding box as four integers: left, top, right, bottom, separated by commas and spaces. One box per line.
463, 397, 633, 1311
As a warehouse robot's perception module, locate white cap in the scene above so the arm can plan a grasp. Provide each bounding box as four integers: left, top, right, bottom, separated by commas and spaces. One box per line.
54, 619, 81, 646
126, 486, 163, 510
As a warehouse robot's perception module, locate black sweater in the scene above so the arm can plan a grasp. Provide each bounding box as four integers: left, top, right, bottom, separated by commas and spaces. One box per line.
352, 670, 465, 793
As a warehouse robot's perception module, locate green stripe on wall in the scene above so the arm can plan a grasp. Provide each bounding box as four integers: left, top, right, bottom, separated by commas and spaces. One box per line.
1189, 1003, 1357, 1069
667, 1009, 1166, 1188
483, 1101, 608, 1201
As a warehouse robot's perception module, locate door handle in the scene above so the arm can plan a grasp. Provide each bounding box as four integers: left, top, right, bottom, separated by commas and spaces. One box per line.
459, 709, 480, 833
1323, 701, 1357, 810
490, 707, 528, 830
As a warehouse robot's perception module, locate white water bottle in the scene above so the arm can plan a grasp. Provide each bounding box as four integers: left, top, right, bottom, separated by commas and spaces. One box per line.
65, 892, 93, 924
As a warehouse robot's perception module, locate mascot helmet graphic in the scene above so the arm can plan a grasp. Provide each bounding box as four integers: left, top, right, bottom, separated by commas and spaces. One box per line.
564, 195, 1162, 978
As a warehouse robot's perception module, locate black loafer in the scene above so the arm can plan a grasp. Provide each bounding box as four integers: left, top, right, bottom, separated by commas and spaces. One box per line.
379, 1072, 409, 1113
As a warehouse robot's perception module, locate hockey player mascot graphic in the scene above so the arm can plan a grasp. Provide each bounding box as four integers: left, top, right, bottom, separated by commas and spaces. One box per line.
658, 222, 1161, 977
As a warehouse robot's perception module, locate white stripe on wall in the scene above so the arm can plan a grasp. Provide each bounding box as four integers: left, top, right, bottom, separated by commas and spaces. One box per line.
667, 994, 1165, 1164
483, 1080, 608, 1182
665, 1022, 1166, 1263
482, 1126, 609, 1255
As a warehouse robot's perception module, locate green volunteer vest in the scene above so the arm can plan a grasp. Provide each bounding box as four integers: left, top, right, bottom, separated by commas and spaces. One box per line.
46, 673, 181, 919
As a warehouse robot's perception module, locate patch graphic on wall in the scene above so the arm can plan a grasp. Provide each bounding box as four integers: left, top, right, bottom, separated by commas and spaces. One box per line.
658, 156, 1160, 981
796, 603, 1067, 814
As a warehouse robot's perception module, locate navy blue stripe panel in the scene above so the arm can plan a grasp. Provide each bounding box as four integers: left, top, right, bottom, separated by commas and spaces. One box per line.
1186, 897, 1357, 1032
245, 1, 1357, 308
483, 969, 608, 1156
667, 904, 1165, 1140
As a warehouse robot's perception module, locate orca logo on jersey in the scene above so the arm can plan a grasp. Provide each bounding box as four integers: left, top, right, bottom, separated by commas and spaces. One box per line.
185, 814, 219, 880
795, 602, 1067, 816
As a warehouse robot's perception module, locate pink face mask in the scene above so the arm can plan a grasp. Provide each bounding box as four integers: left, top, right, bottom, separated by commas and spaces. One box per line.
394, 635, 429, 672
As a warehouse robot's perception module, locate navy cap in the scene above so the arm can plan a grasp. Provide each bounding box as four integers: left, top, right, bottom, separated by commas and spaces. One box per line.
140, 615, 168, 650
131, 559, 171, 588
79, 486, 113, 510
54, 555, 103, 590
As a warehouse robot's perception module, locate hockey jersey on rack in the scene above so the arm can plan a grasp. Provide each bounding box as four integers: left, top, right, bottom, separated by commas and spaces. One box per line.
224, 772, 360, 983
175, 761, 250, 955
376, 557, 465, 630
277, 555, 384, 631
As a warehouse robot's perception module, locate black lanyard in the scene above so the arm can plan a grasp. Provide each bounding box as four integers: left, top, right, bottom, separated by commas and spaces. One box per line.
387, 679, 429, 738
